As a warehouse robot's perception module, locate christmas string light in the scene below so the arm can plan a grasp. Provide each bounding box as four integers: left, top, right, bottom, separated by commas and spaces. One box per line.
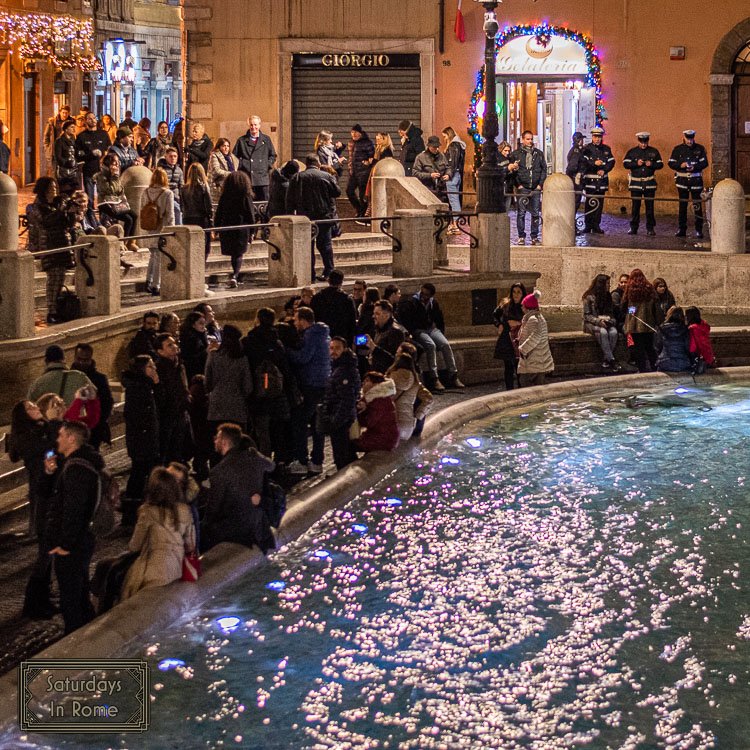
0, 11, 101, 72
467, 23, 605, 168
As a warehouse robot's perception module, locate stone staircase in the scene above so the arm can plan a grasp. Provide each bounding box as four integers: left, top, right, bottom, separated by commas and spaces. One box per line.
32, 232, 394, 310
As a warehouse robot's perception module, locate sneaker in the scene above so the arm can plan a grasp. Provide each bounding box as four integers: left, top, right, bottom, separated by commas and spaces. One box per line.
530, 238, 540, 246
432, 379, 446, 392
148, 286, 160, 296
288, 460, 308, 475
627, 228, 638, 235
228, 277, 238, 289
204, 285, 216, 296
516, 237, 526, 246
611, 360, 623, 372
307, 462, 323, 475
601, 360, 612, 370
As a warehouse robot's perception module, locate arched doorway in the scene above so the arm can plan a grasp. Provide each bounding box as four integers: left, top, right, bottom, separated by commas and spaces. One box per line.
733, 42, 750, 191
468, 24, 604, 172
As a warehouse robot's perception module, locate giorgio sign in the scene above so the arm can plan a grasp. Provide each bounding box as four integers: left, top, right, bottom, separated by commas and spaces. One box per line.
293, 53, 420, 69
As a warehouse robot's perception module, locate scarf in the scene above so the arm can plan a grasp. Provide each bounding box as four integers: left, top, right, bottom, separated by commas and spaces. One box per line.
225, 153, 236, 172
522, 145, 533, 171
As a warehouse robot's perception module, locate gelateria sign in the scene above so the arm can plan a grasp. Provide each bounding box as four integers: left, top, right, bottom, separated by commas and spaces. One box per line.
292, 53, 420, 69
495, 35, 588, 77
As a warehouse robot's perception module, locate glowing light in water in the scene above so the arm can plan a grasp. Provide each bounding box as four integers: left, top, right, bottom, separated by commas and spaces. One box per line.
674, 387, 690, 395
385, 497, 403, 506
157, 658, 185, 671
465, 438, 482, 448
266, 581, 286, 592
441, 456, 460, 465
313, 549, 331, 560
216, 616, 241, 632
351, 524, 368, 534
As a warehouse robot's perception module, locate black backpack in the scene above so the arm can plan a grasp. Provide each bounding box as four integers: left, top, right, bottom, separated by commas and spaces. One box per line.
255, 358, 284, 400
262, 473, 287, 529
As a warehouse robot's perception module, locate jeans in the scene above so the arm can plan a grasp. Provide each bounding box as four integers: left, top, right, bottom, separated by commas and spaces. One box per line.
312, 223, 334, 279
54, 533, 96, 634
446, 172, 462, 214
98, 205, 137, 237
516, 187, 541, 239
346, 173, 369, 216
414, 329, 457, 376
146, 248, 161, 290
593, 326, 619, 361
173, 202, 183, 225
293, 386, 325, 465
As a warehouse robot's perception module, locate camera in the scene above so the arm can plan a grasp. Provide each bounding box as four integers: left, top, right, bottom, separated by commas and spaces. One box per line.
483, 11, 499, 38
355, 334, 368, 347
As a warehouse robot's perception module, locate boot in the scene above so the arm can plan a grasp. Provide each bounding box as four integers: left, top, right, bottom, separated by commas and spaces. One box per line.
126, 239, 140, 253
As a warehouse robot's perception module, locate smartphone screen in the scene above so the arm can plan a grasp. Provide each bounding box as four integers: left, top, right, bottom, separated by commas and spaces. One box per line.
45, 450, 55, 460
355, 335, 368, 346
628, 306, 637, 315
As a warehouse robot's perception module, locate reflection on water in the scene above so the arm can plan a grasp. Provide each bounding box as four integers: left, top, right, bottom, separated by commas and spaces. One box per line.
10, 384, 750, 750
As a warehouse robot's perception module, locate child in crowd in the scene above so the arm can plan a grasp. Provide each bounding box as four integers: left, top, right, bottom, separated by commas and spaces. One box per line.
685, 306, 717, 370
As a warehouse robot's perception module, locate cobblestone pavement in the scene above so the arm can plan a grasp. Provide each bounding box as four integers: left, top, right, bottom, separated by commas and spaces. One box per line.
0, 383, 500, 675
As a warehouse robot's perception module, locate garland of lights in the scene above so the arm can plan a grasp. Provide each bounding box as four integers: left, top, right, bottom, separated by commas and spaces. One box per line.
468, 23, 604, 169
0, 11, 101, 72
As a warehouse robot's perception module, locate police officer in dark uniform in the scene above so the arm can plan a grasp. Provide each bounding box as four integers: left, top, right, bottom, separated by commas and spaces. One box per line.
581, 126, 615, 234
565, 131, 586, 216
668, 129, 709, 238
623, 132, 663, 236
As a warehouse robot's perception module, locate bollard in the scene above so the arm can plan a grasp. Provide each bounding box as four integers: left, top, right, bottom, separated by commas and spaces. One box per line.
161, 226, 206, 301
0, 172, 18, 252
473, 212, 511, 273
370, 157, 405, 232
710, 179, 746, 254
120, 166, 152, 236
392, 209, 436, 278
542, 173, 576, 247
75, 235, 122, 317
267, 215, 312, 288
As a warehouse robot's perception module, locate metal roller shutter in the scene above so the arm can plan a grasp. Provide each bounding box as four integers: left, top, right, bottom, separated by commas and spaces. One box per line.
291, 65, 422, 181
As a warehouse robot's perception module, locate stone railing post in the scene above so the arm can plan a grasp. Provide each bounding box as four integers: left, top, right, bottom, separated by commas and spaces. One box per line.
0, 173, 35, 338
267, 215, 312, 288
370, 157, 405, 233
120, 165, 152, 236
710, 179, 746, 254
161, 226, 207, 301
392, 209, 435, 278
75, 235, 121, 317
542, 173, 576, 247
474, 212, 511, 273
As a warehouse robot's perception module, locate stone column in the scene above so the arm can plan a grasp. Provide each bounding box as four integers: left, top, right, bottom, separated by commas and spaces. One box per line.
542, 174, 576, 247
74, 235, 122, 317
473, 212, 511, 273
161, 226, 207, 301
120, 165, 152, 236
267, 216, 311, 288
392, 209, 435, 278
0, 173, 35, 338
370, 157, 405, 233
711, 179, 746, 254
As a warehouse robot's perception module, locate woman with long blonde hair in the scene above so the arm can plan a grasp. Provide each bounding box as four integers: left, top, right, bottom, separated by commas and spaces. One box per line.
363, 132, 395, 216
315, 130, 346, 176
181, 163, 214, 258
141, 167, 176, 294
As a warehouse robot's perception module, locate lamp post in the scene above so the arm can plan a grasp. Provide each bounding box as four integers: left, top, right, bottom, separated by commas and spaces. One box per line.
473, 0, 505, 213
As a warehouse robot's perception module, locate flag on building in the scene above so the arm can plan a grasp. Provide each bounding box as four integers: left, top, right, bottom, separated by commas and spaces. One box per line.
454, 0, 466, 43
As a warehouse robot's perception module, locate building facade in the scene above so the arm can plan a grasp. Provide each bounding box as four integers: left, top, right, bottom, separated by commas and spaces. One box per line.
182, 0, 750, 196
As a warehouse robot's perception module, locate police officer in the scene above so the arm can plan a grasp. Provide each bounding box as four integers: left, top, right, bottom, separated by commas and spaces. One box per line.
565, 131, 586, 216
581, 126, 615, 234
668, 129, 709, 238
623, 132, 663, 236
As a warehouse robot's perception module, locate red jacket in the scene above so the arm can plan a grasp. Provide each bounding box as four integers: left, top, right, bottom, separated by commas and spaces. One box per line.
688, 321, 716, 366
355, 379, 400, 453
64, 397, 101, 430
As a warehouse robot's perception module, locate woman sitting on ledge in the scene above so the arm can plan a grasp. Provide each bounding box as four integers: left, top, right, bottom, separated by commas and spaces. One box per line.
582, 273, 622, 373
656, 306, 692, 373
354, 372, 399, 454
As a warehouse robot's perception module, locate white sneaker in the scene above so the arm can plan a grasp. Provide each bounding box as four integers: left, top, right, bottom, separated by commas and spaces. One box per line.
307, 462, 323, 475
516, 237, 526, 246
228, 277, 238, 289
287, 460, 308, 474
204, 285, 215, 297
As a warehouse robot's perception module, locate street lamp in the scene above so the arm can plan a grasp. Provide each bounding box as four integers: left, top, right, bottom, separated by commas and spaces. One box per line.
473, 0, 505, 213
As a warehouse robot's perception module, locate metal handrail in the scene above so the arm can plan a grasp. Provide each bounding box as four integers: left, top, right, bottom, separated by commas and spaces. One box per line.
121, 231, 177, 242
208, 222, 279, 233
309, 215, 405, 224
30, 241, 94, 259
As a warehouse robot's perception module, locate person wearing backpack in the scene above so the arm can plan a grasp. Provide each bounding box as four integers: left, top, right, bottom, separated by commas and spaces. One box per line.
43, 421, 104, 633
242, 308, 293, 460
141, 167, 176, 295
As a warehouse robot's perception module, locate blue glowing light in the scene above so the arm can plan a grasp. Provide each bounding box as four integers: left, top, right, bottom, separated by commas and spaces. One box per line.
351, 524, 368, 534
157, 658, 185, 671
465, 438, 482, 448
674, 387, 689, 395
216, 616, 241, 632
313, 549, 331, 560
441, 456, 460, 465
385, 497, 403, 506
520, 413, 529, 419
266, 580, 286, 592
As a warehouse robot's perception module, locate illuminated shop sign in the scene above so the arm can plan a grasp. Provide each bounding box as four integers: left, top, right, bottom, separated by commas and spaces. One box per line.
292, 53, 420, 69
495, 35, 588, 77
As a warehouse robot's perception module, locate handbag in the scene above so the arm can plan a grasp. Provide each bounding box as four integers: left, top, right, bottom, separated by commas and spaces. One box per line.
348, 420, 361, 441
56, 286, 82, 322
181, 551, 201, 582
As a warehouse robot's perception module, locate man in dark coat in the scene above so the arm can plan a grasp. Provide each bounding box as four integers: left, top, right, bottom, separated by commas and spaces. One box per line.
72, 343, 114, 451
321, 338, 361, 470
367, 300, 406, 375
286, 154, 341, 281
44, 421, 102, 633
121, 355, 160, 525
54, 121, 78, 195
398, 119, 425, 176
75, 113, 111, 222
154, 333, 190, 464
43, 105, 74, 173
565, 131, 586, 217
127, 311, 160, 360
509, 130, 547, 245
233, 115, 277, 201
202, 423, 275, 553
412, 136, 452, 200
310, 269, 357, 346
346, 124, 374, 217
580, 126, 615, 234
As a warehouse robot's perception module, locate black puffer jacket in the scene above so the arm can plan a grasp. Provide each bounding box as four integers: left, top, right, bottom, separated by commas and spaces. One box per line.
54, 134, 77, 180
348, 133, 375, 179
286, 167, 341, 220
400, 124, 425, 173
242, 324, 293, 417
322, 349, 361, 430
122, 369, 160, 463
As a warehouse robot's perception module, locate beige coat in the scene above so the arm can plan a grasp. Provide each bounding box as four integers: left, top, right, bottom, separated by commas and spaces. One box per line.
517, 310, 554, 374
121, 503, 195, 600
389, 368, 419, 440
